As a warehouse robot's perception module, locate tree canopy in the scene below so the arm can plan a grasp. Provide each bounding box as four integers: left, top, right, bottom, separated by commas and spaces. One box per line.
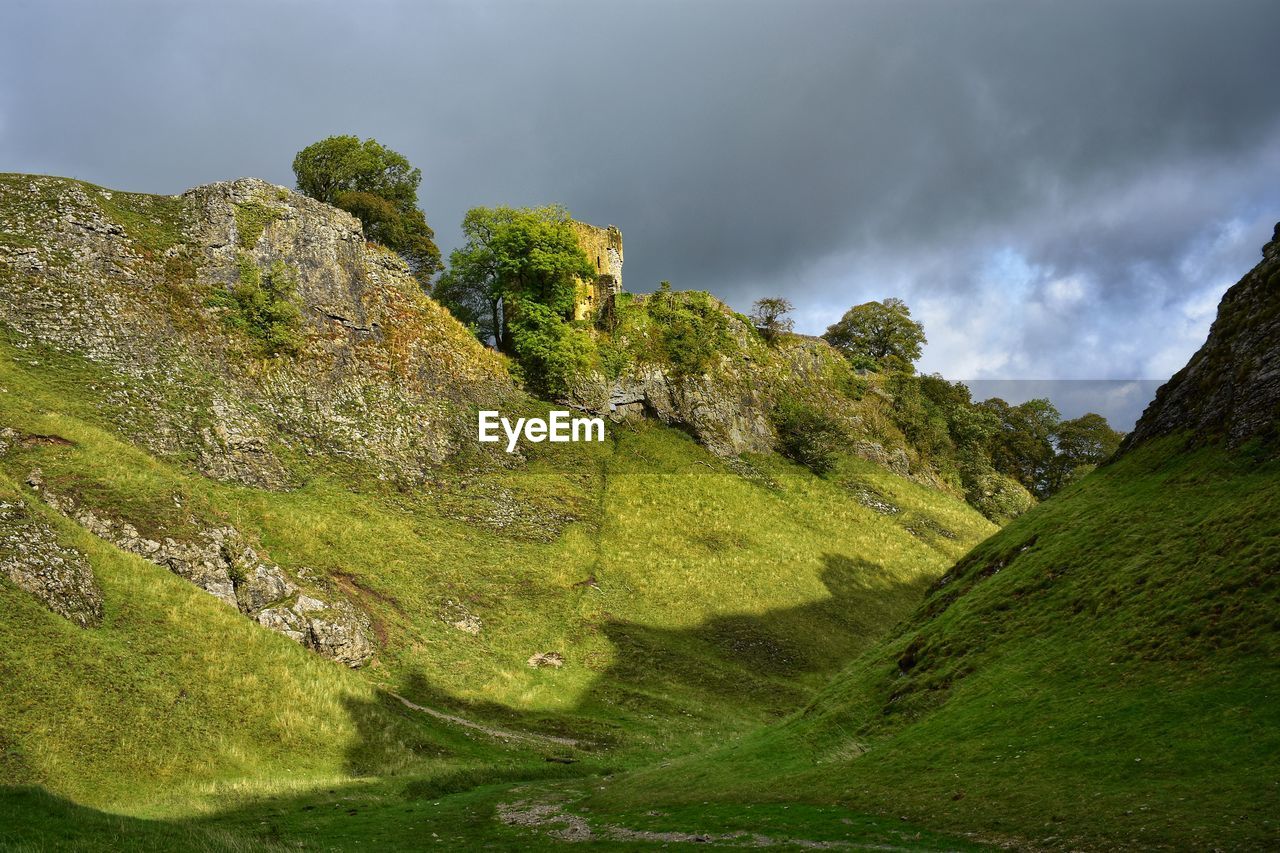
292, 136, 441, 285
750, 297, 794, 344
823, 297, 926, 371
435, 205, 596, 395
1047, 412, 1124, 492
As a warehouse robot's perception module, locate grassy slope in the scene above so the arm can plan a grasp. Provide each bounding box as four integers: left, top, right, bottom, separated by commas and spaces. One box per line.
586, 437, 1280, 849
0, 321, 993, 847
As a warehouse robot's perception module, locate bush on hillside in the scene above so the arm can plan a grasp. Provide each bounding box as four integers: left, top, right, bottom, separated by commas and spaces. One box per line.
210, 257, 303, 357
646, 286, 731, 376
507, 300, 596, 397
773, 397, 846, 475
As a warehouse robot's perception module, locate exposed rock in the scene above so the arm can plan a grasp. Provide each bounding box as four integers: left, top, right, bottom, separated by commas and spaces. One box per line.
847, 482, 900, 515
257, 596, 375, 668
571, 304, 943, 490
852, 440, 912, 478
0, 175, 518, 490
592, 365, 775, 456
439, 599, 483, 634
35, 488, 373, 666
528, 651, 565, 668
0, 499, 102, 627
1123, 223, 1280, 452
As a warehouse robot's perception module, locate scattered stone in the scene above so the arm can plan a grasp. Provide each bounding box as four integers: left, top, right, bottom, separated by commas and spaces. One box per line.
528, 651, 565, 668
0, 499, 102, 627
439, 598, 482, 634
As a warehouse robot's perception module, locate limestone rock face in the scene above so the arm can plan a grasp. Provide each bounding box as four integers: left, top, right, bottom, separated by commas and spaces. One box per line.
0, 499, 102, 628
256, 596, 375, 669
572, 311, 943, 490
573, 319, 843, 457
1123, 224, 1280, 452
0, 175, 518, 489
37, 488, 373, 666
581, 363, 775, 457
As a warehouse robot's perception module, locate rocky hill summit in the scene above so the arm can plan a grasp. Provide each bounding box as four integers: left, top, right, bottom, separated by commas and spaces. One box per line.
0, 174, 524, 663
1123, 223, 1280, 452
0, 174, 516, 490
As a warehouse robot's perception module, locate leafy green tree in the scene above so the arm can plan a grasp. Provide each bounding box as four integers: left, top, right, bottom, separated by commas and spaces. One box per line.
1047, 412, 1123, 492
749, 297, 794, 344
823, 297, 926, 371
292, 136, 441, 284
507, 302, 595, 397
436, 205, 596, 395
981, 397, 1062, 498
436, 205, 594, 351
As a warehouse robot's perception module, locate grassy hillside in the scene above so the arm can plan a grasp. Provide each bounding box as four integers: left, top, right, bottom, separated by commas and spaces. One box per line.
16, 174, 1272, 850
0, 313, 994, 846
583, 435, 1279, 849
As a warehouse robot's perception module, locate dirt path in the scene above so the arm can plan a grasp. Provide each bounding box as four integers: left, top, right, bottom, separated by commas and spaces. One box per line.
496, 795, 921, 850
386, 691, 584, 750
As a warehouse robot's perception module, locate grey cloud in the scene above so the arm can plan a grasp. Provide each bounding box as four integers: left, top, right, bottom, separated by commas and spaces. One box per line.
2, 0, 1278, 416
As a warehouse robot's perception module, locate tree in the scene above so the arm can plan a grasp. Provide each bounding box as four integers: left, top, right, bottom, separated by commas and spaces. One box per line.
749, 297, 794, 344
980, 397, 1062, 498
436, 205, 594, 350
292, 136, 441, 284
1047, 413, 1123, 492
823, 297, 926, 371
436, 205, 596, 396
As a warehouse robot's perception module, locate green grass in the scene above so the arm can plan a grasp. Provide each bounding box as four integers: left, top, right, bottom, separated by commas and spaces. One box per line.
584, 437, 1280, 849
0, 778, 989, 851
0, 325, 994, 846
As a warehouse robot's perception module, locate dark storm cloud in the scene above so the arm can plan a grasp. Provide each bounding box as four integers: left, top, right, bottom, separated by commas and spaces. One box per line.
3, 0, 1278, 404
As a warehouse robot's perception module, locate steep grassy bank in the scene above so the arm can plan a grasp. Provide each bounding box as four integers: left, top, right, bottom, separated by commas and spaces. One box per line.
583, 436, 1279, 849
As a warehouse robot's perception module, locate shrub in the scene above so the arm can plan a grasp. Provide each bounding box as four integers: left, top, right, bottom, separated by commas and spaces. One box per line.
772, 397, 846, 475
645, 289, 730, 376
507, 301, 595, 397
210, 257, 303, 357
596, 337, 633, 381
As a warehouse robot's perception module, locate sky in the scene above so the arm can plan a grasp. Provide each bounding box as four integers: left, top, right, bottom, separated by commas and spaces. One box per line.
3, 0, 1278, 429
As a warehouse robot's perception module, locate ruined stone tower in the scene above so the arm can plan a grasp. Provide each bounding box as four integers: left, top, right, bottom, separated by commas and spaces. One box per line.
569, 220, 623, 322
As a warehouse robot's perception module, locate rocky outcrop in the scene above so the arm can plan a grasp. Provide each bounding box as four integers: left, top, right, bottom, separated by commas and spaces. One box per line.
573, 315, 844, 457
34, 486, 373, 666
0, 175, 518, 489
0, 499, 102, 628
572, 307, 947, 490
256, 596, 375, 669
583, 364, 775, 456
1123, 224, 1280, 453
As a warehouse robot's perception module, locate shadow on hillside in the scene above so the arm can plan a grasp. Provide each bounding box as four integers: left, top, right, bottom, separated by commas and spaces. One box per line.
339, 553, 933, 774
0, 555, 936, 849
